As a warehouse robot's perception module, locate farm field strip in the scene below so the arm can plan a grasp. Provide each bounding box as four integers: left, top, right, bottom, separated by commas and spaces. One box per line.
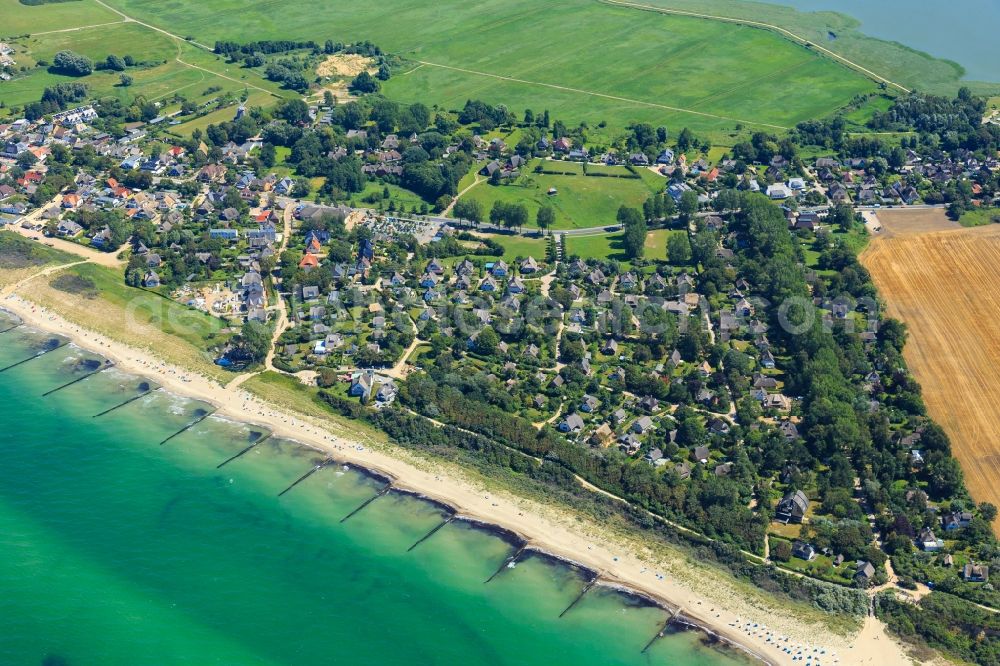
862, 225, 1000, 530
413, 59, 790, 130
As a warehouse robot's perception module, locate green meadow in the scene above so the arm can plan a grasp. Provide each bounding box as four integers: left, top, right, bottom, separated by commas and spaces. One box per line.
461, 159, 665, 230
2, 3, 286, 119
93, 0, 877, 138
565, 228, 681, 263
0, 0, 120, 35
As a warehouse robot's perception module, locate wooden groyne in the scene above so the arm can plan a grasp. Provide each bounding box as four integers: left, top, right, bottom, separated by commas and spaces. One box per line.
485, 543, 528, 583
216, 433, 271, 468
407, 515, 454, 552
277, 461, 327, 497
159, 408, 217, 445
0, 322, 22, 334
340, 484, 392, 523
42, 362, 113, 397
0, 340, 68, 374
93, 385, 158, 417
559, 574, 599, 618
641, 607, 682, 654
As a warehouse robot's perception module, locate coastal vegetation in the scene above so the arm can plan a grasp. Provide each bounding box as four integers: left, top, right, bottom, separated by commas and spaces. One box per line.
25, 263, 231, 380
0, 230, 76, 286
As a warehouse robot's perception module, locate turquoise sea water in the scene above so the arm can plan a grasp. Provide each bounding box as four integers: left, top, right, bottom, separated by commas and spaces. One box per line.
0, 318, 743, 666
770, 0, 1000, 81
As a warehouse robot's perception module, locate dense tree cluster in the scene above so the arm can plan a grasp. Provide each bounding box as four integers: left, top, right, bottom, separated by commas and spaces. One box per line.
51, 50, 93, 76
23, 82, 89, 120
214, 40, 318, 56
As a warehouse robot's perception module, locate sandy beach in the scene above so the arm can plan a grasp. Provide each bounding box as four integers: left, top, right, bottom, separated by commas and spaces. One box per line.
0, 293, 914, 666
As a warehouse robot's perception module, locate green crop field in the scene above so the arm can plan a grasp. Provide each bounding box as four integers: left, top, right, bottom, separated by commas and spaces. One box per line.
86, 0, 878, 139
461, 159, 664, 230
0, 0, 121, 36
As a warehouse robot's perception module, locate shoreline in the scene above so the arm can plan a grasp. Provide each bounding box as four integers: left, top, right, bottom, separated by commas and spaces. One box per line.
0, 295, 911, 666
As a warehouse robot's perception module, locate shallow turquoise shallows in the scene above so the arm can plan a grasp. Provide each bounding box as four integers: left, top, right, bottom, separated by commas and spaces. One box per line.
0, 330, 743, 666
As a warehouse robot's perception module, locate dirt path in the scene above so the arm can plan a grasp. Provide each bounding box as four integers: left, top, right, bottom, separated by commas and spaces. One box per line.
227, 202, 296, 390
9, 202, 127, 268
443, 175, 484, 216
30, 20, 128, 36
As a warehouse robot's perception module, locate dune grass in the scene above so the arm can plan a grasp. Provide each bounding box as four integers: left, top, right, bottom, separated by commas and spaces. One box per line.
23, 262, 232, 381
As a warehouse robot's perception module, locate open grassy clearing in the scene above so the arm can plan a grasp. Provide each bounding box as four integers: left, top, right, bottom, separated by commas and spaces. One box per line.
565, 233, 628, 262
862, 224, 1000, 531
22, 262, 231, 382
460, 159, 663, 230
101, 0, 876, 137
480, 233, 548, 261
0, 0, 121, 36
166, 89, 274, 137
353, 180, 430, 210
565, 228, 681, 263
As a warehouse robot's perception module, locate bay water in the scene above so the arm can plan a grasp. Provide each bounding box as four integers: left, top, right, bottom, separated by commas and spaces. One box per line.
770, 0, 1000, 82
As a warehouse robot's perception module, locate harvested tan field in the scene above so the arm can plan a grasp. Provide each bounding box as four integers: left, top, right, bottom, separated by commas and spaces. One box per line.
874, 207, 958, 236
316, 53, 375, 77
862, 224, 1000, 530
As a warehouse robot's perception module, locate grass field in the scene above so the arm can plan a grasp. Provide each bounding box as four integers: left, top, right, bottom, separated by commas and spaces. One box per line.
861, 224, 1000, 531
566, 233, 630, 262
625, 0, 996, 95
480, 233, 548, 261
22, 262, 231, 381
565, 228, 681, 263
461, 160, 664, 230
0, 0, 121, 35
2, 2, 286, 118
95, 0, 878, 140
